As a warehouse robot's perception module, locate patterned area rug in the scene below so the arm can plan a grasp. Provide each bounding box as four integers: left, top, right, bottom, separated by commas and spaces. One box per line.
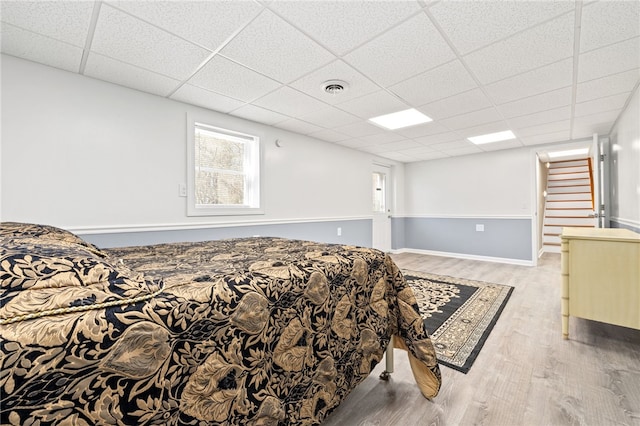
404, 271, 513, 374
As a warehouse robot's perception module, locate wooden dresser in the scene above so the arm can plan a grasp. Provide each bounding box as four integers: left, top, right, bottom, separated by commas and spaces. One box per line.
560, 227, 640, 339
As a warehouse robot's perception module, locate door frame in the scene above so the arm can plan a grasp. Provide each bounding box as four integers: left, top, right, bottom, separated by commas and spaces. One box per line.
530, 137, 597, 262
372, 163, 392, 252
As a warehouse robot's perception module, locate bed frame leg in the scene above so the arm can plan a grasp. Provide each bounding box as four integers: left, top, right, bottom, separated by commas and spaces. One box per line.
380, 335, 394, 381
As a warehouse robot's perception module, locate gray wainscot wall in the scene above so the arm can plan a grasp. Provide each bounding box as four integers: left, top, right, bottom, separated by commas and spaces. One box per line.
392, 217, 532, 262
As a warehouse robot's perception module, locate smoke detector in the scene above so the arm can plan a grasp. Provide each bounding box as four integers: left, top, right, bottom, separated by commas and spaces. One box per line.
322, 80, 349, 95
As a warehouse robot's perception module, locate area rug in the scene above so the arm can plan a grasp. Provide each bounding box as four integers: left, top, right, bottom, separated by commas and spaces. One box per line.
403, 271, 513, 374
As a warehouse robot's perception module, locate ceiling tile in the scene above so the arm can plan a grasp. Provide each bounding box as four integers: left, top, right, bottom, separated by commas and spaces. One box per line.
418, 88, 494, 120
437, 146, 483, 156
336, 138, 370, 149
91, 4, 211, 80
275, 118, 324, 135
308, 129, 350, 143
298, 106, 360, 128
0, 0, 94, 47
289, 60, 379, 105
496, 87, 572, 118
374, 139, 422, 151
361, 132, 407, 145
219, 10, 334, 83
413, 132, 463, 146
430, 140, 473, 151
170, 84, 245, 113
576, 69, 640, 103
84, 53, 180, 96
188, 55, 281, 102
229, 104, 289, 126
390, 60, 477, 105
508, 106, 572, 129
1, 23, 83, 73
463, 12, 574, 84
108, 0, 263, 51
439, 107, 504, 131
580, 1, 640, 53
343, 12, 456, 86
520, 130, 571, 146
429, 0, 573, 54
269, 0, 420, 56
572, 110, 620, 137
514, 120, 571, 137
403, 151, 450, 162
578, 37, 640, 83
335, 90, 409, 119
397, 145, 439, 156
335, 121, 383, 138
358, 144, 395, 154
484, 58, 573, 104
376, 151, 416, 162
574, 92, 630, 117
253, 86, 328, 117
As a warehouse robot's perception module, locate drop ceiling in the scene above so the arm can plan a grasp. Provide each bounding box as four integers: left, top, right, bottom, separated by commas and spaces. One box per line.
1, 0, 639, 163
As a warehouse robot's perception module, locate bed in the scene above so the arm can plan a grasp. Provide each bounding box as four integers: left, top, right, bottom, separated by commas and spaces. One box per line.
0, 222, 441, 425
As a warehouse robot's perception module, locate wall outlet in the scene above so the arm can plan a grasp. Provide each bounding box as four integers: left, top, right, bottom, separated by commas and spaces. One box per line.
337, 227, 342, 236
178, 184, 187, 197
476, 224, 485, 232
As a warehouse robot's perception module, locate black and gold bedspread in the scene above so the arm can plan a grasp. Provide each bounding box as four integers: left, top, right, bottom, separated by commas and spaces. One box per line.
0, 222, 441, 425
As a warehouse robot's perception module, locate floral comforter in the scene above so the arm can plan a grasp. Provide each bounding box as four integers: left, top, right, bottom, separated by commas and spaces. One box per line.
0, 222, 441, 425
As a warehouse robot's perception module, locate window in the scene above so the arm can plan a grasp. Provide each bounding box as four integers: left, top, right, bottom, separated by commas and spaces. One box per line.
187, 116, 261, 216
372, 171, 386, 213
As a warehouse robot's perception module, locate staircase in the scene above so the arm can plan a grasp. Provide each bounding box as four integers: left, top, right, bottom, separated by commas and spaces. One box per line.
542, 158, 595, 253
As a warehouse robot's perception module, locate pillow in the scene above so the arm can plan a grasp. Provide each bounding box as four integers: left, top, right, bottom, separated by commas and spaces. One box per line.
0, 222, 105, 256
0, 224, 163, 325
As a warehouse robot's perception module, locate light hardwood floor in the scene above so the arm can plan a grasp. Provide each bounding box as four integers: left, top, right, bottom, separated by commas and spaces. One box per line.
323, 252, 640, 426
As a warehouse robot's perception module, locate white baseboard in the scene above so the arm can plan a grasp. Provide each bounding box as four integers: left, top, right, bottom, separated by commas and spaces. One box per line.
391, 247, 535, 266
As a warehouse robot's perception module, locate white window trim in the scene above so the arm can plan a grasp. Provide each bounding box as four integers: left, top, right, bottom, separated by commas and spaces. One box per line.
186, 113, 263, 216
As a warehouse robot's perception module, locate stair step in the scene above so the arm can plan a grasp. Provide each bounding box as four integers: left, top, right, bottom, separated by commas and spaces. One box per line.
546, 200, 593, 209
545, 209, 593, 217
548, 172, 590, 181
543, 244, 562, 254
544, 226, 563, 235
547, 186, 591, 194
543, 235, 561, 244
547, 192, 592, 201
548, 165, 589, 174
549, 159, 589, 169
544, 217, 595, 226
548, 178, 591, 187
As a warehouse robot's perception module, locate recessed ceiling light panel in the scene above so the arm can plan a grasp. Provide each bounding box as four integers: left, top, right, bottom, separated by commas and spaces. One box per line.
467, 130, 516, 145
369, 108, 432, 130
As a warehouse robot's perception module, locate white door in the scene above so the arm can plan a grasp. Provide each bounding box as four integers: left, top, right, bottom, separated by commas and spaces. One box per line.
372, 165, 392, 252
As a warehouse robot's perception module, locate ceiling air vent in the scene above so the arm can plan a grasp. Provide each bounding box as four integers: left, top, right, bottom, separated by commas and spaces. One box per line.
322, 80, 349, 95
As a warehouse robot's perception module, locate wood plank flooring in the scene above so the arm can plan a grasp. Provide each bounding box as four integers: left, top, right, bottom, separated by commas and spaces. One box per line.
323, 252, 640, 425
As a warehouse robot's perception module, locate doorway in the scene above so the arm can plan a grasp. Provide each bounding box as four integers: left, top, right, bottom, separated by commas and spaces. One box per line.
372, 164, 392, 252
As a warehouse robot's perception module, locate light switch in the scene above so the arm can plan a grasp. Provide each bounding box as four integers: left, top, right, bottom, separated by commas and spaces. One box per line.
178, 184, 187, 197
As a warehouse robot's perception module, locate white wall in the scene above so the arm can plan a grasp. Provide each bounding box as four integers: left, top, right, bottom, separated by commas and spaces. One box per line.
1, 55, 389, 233
609, 84, 640, 230
404, 148, 532, 217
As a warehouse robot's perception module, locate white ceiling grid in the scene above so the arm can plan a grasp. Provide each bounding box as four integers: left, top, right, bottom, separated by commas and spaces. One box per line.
1, 0, 638, 163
